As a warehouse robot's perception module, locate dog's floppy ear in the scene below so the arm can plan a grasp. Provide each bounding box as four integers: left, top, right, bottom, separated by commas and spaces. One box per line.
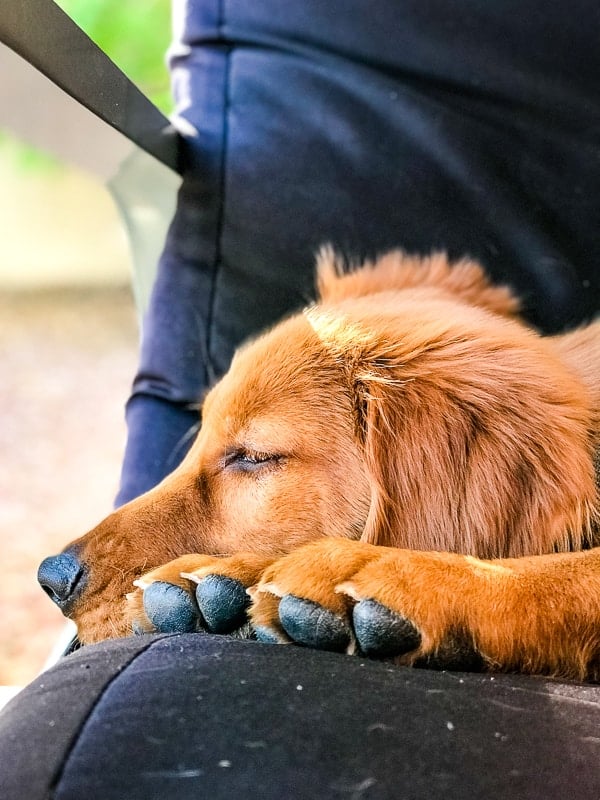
351, 330, 598, 558
316, 246, 520, 319
311, 247, 596, 557
354, 357, 477, 552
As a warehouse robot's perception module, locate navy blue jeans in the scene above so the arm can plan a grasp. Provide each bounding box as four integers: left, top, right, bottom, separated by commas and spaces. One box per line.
2, 634, 600, 799
117, 0, 600, 504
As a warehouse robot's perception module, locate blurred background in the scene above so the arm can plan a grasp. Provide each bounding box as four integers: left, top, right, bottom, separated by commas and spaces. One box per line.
0, 0, 172, 685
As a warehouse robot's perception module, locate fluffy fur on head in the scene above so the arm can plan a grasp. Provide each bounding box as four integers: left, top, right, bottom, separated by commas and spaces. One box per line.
310, 248, 598, 557
316, 246, 521, 317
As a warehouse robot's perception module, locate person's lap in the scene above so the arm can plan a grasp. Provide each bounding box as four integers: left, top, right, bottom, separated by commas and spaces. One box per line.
2, 633, 599, 799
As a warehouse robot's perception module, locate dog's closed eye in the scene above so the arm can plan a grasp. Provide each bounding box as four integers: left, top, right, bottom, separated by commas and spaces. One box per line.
223, 449, 283, 473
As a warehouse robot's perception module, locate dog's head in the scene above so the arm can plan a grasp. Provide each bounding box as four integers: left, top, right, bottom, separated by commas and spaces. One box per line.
38, 251, 599, 642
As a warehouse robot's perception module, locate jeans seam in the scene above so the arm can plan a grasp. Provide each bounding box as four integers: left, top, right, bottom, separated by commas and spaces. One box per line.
205, 0, 232, 378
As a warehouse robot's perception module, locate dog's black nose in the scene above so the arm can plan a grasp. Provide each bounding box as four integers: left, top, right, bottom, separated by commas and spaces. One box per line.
37, 551, 84, 608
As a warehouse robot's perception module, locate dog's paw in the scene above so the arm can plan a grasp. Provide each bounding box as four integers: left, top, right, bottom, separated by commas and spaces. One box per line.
125, 553, 275, 636
249, 540, 489, 670
125, 540, 599, 679
125, 542, 486, 671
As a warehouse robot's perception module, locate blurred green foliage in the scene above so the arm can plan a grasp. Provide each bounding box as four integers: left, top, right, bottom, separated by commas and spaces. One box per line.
0, 130, 62, 173
57, 0, 172, 113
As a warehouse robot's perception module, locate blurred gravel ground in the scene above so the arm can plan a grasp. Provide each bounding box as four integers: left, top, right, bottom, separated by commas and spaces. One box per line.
0, 287, 138, 684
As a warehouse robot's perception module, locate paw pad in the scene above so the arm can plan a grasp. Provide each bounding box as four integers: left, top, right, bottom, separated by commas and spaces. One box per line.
254, 626, 289, 645
352, 599, 421, 657
195, 574, 250, 634
142, 581, 200, 633
414, 632, 485, 672
278, 595, 352, 652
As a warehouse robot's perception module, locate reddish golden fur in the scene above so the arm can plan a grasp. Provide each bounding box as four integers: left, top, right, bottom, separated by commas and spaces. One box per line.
52, 251, 600, 679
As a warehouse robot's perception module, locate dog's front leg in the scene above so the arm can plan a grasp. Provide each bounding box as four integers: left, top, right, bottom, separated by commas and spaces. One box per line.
126, 541, 600, 682
245, 541, 600, 680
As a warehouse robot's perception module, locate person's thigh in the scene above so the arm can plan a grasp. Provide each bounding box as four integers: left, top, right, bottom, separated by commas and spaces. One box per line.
2, 634, 600, 800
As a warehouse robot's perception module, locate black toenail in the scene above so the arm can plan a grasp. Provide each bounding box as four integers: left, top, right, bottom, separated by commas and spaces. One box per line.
254, 626, 285, 644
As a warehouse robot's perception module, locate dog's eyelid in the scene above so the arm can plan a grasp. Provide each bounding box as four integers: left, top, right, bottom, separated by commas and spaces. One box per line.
222, 448, 283, 471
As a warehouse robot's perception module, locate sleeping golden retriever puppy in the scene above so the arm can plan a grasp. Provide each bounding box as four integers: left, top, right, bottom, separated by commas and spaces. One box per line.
38, 250, 600, 680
